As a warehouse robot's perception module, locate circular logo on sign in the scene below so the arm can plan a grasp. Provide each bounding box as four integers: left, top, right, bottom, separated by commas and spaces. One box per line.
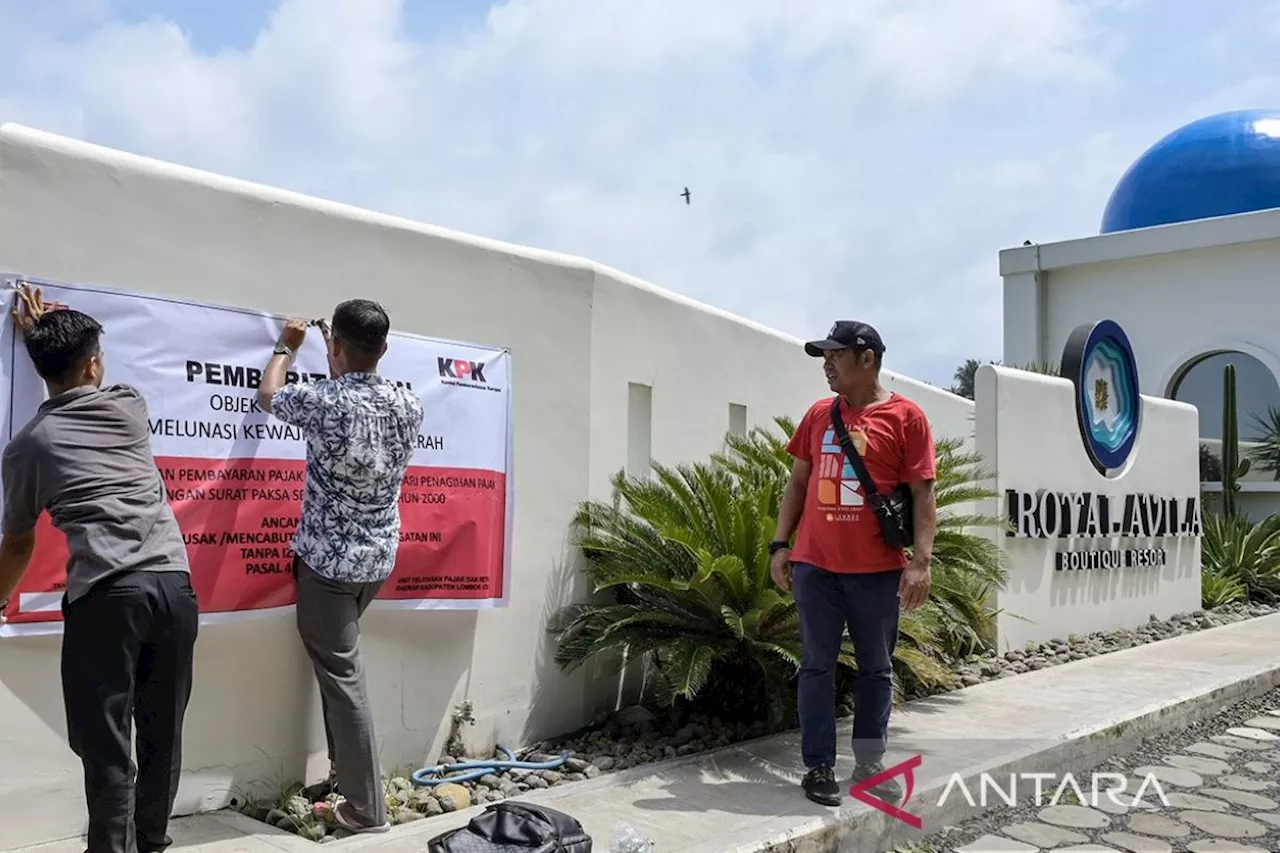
1060, 319, 1142, 474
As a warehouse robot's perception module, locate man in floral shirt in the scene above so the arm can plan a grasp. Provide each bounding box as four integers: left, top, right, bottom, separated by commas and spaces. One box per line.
258, 300, 423, 834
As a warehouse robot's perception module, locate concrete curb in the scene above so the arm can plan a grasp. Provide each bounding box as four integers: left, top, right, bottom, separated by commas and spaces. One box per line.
751, 660, 1280, 853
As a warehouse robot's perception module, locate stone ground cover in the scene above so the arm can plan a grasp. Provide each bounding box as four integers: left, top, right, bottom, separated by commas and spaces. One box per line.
233, 601, 1280, 842
908, 686, 1280, 852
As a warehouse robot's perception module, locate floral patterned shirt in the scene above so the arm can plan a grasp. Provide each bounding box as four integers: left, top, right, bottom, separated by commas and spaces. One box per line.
270, 372, 424, 584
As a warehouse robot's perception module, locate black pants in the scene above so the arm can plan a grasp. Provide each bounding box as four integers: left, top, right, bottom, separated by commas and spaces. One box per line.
61, 570, 199, 853
793, 563, 901, 769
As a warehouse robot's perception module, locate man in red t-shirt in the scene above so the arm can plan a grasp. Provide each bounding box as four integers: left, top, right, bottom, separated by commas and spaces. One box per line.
769, 320, 937, 807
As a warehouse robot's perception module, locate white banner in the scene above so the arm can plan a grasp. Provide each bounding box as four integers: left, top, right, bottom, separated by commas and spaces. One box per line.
0, 275, 514, 637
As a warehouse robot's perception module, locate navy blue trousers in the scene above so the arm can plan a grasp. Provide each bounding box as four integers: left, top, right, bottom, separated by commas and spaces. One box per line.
792, 562, 901, 769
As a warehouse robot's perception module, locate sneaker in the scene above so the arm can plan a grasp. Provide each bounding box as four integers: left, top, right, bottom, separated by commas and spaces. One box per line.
802, 765, 842, 807
851, 761, 903, 804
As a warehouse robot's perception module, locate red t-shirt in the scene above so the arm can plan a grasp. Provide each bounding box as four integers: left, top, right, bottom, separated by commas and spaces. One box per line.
784, 393, 936, 573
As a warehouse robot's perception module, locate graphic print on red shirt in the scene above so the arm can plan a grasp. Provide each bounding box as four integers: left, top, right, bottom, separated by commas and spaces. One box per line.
784, 393, 936, 574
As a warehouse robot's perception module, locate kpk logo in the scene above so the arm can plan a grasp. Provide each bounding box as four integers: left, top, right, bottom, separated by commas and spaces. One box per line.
849, 755, 1170, 831
437, 356, 497, 391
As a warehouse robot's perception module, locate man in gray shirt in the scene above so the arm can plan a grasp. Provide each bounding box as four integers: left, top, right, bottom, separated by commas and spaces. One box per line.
0, 285, 198, 853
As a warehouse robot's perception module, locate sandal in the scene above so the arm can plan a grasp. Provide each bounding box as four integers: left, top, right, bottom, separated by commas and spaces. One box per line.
332, 802, 390, 834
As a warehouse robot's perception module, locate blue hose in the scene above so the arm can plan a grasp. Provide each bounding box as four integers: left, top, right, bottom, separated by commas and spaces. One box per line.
411, 745, 570, 787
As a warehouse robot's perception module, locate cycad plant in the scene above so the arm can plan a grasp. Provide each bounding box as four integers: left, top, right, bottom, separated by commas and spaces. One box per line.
1201, 512, 1280, 604
552, 415, 1008, 728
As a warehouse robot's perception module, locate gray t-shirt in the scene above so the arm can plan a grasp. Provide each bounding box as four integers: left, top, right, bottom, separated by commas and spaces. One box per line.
2, 384, 189, 604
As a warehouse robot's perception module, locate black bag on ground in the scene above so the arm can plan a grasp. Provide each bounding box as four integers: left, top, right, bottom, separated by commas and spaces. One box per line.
427, 801, 593, 853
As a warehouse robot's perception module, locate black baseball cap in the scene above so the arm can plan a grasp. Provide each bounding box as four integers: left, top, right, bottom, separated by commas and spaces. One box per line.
804, 321, 885, 358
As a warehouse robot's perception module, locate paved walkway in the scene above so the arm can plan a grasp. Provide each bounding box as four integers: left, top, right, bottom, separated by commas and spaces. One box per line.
16, 614, 1280, 853
945, 706, 1280, 852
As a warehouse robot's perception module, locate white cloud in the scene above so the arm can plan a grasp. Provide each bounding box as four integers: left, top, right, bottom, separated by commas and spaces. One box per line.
0, 0, 1160, 384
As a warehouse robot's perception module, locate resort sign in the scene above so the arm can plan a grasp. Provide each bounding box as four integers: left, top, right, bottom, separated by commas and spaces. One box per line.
1001, 318, 1200, 572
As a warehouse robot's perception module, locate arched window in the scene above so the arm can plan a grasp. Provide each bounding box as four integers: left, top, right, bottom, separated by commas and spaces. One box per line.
1170, 351, 1280, 441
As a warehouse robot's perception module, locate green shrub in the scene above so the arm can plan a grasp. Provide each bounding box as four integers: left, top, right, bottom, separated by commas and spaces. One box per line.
1202, 511, 1280, 605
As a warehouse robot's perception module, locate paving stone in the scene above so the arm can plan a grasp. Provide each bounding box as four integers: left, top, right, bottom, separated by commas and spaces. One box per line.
1185, 743, 1240, 760
1060, 847, 1122, 853
1038, 804, 1113, 829
954, 834, 1038, 852
1225, 727, 1280, 742
1264, 709, 1280, 717
1217, 774, 1273, 791
1243, 715, 1280, 731
1164, 791, 1231, 811
1252, 811, 1280, 828
1162, 754, 1232, 775
1130, 765, 1204, 788
1186, 841, 1269, 853
1124, 813, 1190, 838
1210, 735, 1275, 751
1001, 820, 1087, 847
1242, 761, 1272, 773
1091, 792, 1159, 815
1199, 788, 1279, 809
1175, 810, 1268, 838
1099, 832, 1172, 853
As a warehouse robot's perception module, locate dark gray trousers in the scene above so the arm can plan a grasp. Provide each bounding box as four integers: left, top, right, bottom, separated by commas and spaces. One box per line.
294, 559, 386, 826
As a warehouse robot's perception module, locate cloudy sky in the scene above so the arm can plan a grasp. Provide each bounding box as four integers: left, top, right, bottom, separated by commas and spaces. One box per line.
0, 0, 1276, 386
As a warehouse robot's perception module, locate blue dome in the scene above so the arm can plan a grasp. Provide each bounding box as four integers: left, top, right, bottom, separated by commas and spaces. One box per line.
1100, 109, 1280, 233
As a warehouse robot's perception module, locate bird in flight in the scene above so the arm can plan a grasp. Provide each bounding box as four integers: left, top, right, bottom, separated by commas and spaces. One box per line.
681, 187, 691, 205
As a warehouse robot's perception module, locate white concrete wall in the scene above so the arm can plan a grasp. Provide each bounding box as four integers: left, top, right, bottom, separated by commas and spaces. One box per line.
0, 124, 974, 848
975, 365, 1202, 651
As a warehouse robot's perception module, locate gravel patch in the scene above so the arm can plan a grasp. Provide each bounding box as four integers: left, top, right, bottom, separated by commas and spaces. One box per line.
918, 686, 1280, 853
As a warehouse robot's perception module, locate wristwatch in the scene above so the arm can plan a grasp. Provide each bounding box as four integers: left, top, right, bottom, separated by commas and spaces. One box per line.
273, 342, 294, 360
768, 540, 790, 555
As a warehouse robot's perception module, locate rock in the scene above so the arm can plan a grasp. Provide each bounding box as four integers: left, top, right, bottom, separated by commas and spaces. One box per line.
1218, 774, 1273, 791
1100, 830, 1173, 852
319, 836, 336, 845
565, 772, 586, 782
670, 725, 698, 747
435, 783, 472, 811
1126, 813, 1190, 838
611, 705, 655, 727
415, 794, 444, 816
285, 796, 311, 819
1162, 754, 1232, 776
564, 758, 590, 773
264, 809, 288, 826
592, 756, 616, 772
1130, 765, 1204, 788
388, 776, 413, 793
583, 764, 601, 779
1037, 805, 1112, 829
438, 795, 457, 813
525, 775, 549, 789
480, 774, 503, 788
394, 810, 423, 825
541, 770, 564, 784
1176, 810, 1267, 838
1001, 821, 1087, 847
954, 835, 1037, 852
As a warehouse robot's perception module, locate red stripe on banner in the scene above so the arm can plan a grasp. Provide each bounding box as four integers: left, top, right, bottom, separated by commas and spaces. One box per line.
1, 457, 507, 625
